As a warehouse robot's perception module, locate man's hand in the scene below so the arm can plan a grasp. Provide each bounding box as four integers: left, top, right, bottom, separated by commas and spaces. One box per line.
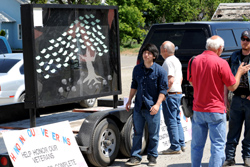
126, 100, 131, 112
247, 95, 250, 101
150, 104, 160, 115
229, 63, 250, 92
238, 62, 250, 75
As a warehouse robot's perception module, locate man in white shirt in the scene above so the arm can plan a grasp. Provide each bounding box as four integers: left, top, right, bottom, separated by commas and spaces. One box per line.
160, 41, 185, 154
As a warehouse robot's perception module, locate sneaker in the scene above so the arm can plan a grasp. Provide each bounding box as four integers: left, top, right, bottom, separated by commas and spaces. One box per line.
222, 159, 235, 166
181, 146, 186, 152
162, 148, 181, 154
244, 158, 250, 166
147, 155, 157, 166
125, 156, 141, 166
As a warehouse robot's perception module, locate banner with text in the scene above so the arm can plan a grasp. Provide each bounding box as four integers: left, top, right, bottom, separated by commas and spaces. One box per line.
2, 121, 87, 167
158, 104, 192, 152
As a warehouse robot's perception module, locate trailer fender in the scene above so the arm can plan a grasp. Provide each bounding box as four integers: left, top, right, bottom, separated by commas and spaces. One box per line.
77, 107, 132, 154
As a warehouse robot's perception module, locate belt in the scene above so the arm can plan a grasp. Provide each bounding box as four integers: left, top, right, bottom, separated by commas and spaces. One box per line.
168, 92, 182, 95
240, 95, 247, 98
235, 94, 248, 98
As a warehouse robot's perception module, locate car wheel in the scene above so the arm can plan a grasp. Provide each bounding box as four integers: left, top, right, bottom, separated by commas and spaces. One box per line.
18, 93, 25, 102
119, 115, 148, 157
87, 118, 120, 167
79, 98, 96, 108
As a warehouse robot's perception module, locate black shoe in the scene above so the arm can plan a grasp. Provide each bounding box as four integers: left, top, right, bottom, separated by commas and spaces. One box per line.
125, 156, 141, 166
147, 155, 157, 166
222, 159, 235, 166
244, 158, 250, 166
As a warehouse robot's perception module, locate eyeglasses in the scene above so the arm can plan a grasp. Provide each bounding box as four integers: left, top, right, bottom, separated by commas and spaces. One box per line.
241, 37, 250, 42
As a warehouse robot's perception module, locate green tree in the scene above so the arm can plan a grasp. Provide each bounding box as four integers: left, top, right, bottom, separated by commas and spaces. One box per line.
142, 0, 199, 28
49, 0, 102, 5
30, 0, 48, 3
107, 0, 152, 45
0, 30, 6, 37
119, 5, 146, 45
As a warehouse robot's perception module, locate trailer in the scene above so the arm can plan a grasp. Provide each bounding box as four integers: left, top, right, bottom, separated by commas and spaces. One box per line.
0, 4, 148, 167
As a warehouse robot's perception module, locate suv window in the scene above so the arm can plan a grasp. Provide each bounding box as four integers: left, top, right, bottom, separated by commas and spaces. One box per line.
147, 29, 207, 50
217, 28, 249, 49
217, 29, 237, 48
0, 39, 8, 54
0, 59, 19, 73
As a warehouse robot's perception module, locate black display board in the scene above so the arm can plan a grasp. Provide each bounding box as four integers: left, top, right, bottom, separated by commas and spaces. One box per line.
21, 4, 121, 109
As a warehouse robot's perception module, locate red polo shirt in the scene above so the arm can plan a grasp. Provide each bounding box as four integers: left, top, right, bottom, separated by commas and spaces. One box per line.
187, 50, 236, 113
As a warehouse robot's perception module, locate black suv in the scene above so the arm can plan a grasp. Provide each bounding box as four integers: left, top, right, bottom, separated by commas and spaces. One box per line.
137, 21, 250, 86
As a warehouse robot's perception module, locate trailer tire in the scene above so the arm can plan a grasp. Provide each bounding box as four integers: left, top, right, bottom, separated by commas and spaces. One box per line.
119, 115, 148, 157
87, 118, 120, 167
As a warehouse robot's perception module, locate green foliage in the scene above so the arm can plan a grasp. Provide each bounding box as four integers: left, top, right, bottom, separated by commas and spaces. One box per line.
107, 0, 151, 46
0, 30, 6, 37
242, 15, 249, 21
30, 0, 48, 3
118, 5, 146, 46
49, 0, 101, 4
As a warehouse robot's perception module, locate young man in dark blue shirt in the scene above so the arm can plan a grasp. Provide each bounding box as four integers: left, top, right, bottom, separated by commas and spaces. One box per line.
125, 43, 168, 166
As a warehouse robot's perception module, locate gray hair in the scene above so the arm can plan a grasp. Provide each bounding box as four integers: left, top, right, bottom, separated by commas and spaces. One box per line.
162, 41, 175, 54
206, 37, 224, 50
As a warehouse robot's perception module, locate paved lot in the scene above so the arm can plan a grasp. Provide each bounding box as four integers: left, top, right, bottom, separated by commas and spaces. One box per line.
0, 113, 245, 167
111, 123, 245, 167
0, 54, 247, 167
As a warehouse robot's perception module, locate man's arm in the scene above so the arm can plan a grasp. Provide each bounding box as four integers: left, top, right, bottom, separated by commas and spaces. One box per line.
125, 88, 137, 111
167, 76, 174, 92
150, 93, 165, 115
224, 85, 229, 109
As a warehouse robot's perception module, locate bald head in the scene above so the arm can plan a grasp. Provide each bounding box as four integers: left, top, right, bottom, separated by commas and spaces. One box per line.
162, 41, 175, 54
160, 41, 175, 59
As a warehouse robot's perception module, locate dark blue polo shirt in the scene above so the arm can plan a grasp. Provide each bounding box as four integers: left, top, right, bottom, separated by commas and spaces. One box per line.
131, 62, 168, 111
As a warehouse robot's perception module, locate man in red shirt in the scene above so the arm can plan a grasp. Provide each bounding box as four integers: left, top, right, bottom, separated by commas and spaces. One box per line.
187, 35, 250, 167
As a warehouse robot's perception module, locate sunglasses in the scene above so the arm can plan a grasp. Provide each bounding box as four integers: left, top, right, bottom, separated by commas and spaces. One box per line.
241, 37, 250, 42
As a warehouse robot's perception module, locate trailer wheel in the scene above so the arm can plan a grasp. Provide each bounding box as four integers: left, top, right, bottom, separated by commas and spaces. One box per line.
120, 115, 148, 157
87, 118, 120, 167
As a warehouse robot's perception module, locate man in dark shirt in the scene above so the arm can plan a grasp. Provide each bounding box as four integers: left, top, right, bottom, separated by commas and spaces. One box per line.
224, 30, 250, 166
228, 52, 250, 97
125, 43, 168, 166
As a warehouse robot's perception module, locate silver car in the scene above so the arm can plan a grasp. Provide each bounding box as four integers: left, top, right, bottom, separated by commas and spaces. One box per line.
0, 53, 25, 105
0, 53, 96, 107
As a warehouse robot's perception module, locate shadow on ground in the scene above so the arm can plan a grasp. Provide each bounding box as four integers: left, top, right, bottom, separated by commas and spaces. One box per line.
167, 163, 208, 167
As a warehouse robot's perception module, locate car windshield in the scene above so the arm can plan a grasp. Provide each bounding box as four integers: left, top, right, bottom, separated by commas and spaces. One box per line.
0, 59, 20, 73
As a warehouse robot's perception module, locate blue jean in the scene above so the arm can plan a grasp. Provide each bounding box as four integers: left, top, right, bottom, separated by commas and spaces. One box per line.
191, 111, 226, 167
162, 94, 185, 151
225, 95, 250, 160
131, 108, 161, 159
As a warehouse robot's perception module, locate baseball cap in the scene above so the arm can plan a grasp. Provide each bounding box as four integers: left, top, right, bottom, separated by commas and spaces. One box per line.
241, 30, 250, 39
